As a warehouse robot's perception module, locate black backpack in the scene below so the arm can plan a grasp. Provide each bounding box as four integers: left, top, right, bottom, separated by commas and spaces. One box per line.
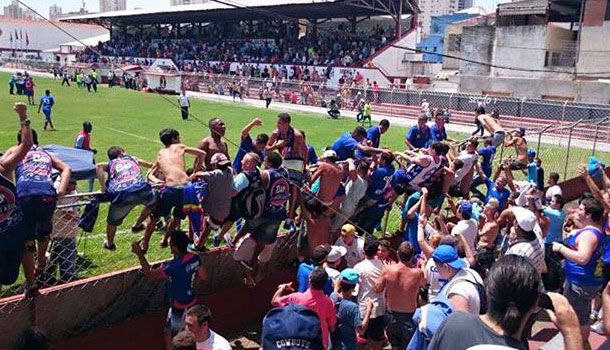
232, 170, 266, 220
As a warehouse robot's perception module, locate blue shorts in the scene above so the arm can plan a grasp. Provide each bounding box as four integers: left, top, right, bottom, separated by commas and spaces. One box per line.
151, 183, 198, 219
107, 188, 155, 226
20, 195, 57, 240
164, 307, 185, 336
43, 109, 51, 120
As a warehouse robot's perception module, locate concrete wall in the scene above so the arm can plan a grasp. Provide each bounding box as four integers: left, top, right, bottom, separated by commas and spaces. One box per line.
576, 22, 610, 78
460, 25, 494, 75
490, 25, 574, 79
459, 74, 610, 103
371, 29, 420, 77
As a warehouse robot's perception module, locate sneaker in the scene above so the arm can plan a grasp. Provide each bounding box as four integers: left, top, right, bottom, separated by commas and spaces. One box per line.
187, 243, 207, 254
590, 321, 606, 335
103, 241, 117, 251
239, 260, 254, 271
131, 224, 145, 233
224, 233, 234, 248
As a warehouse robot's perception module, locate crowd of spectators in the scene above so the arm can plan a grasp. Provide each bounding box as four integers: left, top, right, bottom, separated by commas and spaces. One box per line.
3, 75, 610, 350
77, 20, 396, 68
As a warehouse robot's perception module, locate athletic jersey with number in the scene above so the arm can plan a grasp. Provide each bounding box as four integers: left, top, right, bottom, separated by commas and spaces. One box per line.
161, 253, 201, 310
263, 168, 290, 220
39, 95, 54, 111
15, 146, 56, 198
392, 155, 443, 191
106, 155, 149, 195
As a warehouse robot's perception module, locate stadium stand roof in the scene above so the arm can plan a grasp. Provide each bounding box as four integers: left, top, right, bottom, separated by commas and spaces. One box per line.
59, 0, 418, 27
497, 0, 581, 22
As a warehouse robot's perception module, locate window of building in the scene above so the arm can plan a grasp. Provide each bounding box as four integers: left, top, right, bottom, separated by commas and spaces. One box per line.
447, 34, 461, 51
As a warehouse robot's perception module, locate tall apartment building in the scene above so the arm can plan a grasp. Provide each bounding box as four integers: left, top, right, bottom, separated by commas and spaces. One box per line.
170, 0, 208, 5
100, 0, 126, 13
2, 0, 23, 19
418, 0, 473, 36
49, 4, 62, 21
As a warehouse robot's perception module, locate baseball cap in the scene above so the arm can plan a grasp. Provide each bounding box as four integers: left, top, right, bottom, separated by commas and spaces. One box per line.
527, 148, 536, 158
517, 127, 526, 136
320, 149, 337, 160
262, 303, 323, 350
327, 245, 347, 264
459, 201, 473, 219
311, 244, 331, 265
513, 206, 536, 232
432, 245, 467, 270
588, 156, 606, 179
340, 268, 359, 285
341, 224, 356, 236
211, 153, 230, 166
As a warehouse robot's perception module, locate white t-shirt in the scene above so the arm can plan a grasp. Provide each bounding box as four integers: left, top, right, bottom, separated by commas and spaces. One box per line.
354, 258, 386, 318
196, 330, 232, 350
178, 94, 190, 107
452, 219, 478, 251
545, 185, 562, 203
425, 258, 470, 299
340, 176, 368, 217
335, 236, 365, 268
454, 151, 478, 185
441, 268, 484, 315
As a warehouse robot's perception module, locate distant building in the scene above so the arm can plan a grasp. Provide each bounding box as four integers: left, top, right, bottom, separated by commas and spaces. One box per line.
458, 0, 610, 103
100, 0, 126, 13
49, 4, 62, 21
2, 0, 36, 20
417, 10, 481, 63
170, 0, 209, 5
417, 0, 474, 37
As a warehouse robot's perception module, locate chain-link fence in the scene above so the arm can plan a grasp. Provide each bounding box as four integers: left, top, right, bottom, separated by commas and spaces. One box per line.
0, 190, 299, 348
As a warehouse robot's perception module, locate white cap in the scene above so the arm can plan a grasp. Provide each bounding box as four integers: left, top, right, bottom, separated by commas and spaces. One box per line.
513, 206, 537, 232
327, 246, 347, 263
320, 149, 337, 160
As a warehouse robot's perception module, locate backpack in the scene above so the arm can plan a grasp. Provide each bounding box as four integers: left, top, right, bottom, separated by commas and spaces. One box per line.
232, 170, 266, 220
443, 269, 487, 315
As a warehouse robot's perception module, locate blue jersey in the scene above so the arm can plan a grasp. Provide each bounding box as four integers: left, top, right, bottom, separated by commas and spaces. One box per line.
307, 145, 318, 165
478, 146, 496, 177
484, 178, 511, 211
106, 155, 149, 195
366, 164, 395, 202
405, 125, 431, 149
233, 135, 260, 174
429, 124, 447, 143
39, 95, 54, 111
331, 133, 360, 161
15, 146, 56, 198
161, 253, 201, 310
367, 126, 382, 148
564, 226, 604, 286
264, 168, 290, 220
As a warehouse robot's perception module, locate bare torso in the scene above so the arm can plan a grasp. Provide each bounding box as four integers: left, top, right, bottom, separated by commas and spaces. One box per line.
317, 163, 344, 203
478, 221, 499, 248
514, 138, 528, 164
199, 136, 229, 170
157, 145, 190, 187
384, 263, 423, 313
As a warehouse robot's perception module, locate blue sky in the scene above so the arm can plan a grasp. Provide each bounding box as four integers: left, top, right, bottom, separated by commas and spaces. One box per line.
3, 0, 508, 18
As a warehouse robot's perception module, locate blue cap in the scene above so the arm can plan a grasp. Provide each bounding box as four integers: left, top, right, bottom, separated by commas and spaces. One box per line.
527, 148, 536, 158
459, 200, 473, 219
432, 245, 467, 270
340, 268, 359, 285
262, 304, 323, 350
589, 156, 606, 180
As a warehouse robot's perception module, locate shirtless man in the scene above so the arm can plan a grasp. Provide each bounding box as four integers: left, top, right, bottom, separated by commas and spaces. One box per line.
476, 113, 506, 147
304, 150, 345, 253
0, 103, 33, 294
197, 118, 229, 171
374, 241, 425, 350
503, 128, 529, 170
266, 113, 308, 224
141, 128, 206, 252
474, 198, 500, 278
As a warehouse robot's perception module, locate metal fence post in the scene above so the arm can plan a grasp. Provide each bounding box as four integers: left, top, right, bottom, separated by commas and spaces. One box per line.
593, 123, 600, 157
449, 93, 454, 111
519, 97, 526, 118
390, 88, 394, 118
